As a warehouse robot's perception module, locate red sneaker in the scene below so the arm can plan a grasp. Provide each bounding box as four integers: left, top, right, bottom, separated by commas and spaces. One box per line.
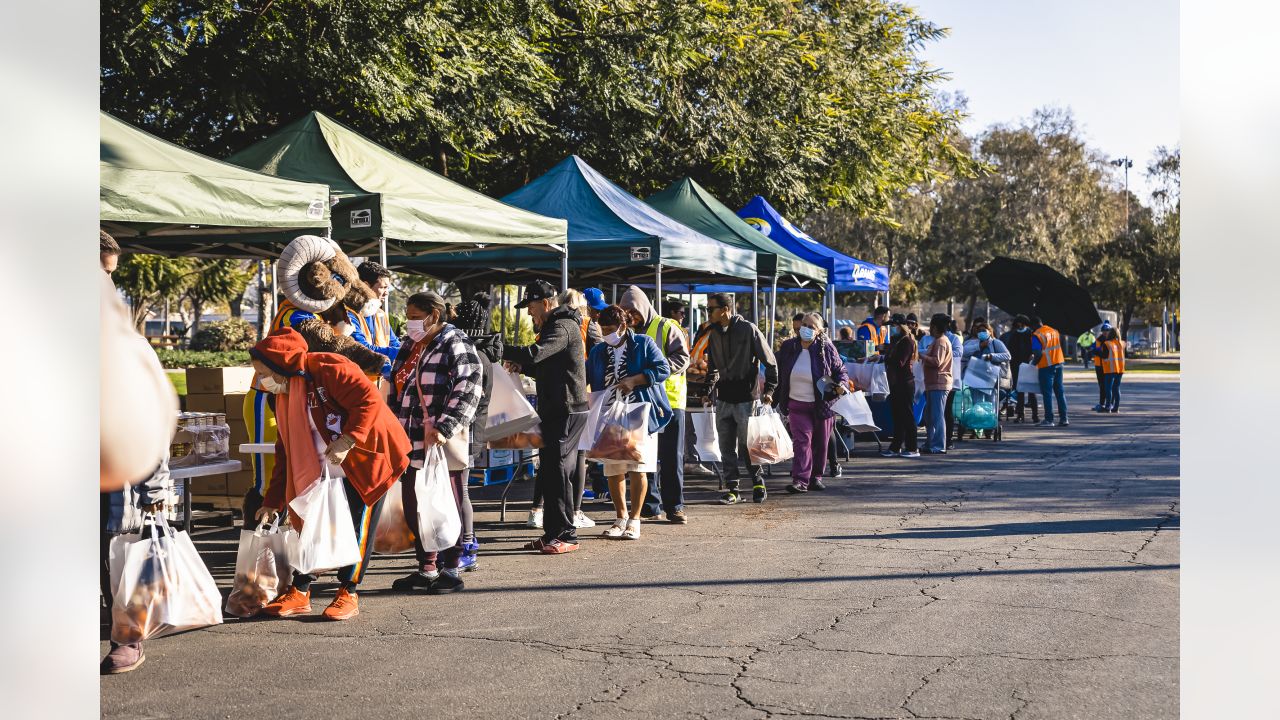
261, 587, 311, 617
322, 588, 360, 621
540, 539, 580, 555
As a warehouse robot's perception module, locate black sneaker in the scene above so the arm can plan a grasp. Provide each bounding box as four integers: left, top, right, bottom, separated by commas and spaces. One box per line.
753, 485, 767, 503
427, 572, 465, 595
829, 464, 843, 478
719, 491, 740, 505
392, 571, 437, 592
1057, 419, 1070, 427
810, 478, 827, 491
785, 483, 807, 494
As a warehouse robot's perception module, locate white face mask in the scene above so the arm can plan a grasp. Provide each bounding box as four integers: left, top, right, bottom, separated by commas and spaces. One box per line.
335, 321, 355, 337
799, 326, 817, 342
259, 375, 288, 394
405, 319, 427, 342
603, 331, 623, 347
361, 298, 381, 316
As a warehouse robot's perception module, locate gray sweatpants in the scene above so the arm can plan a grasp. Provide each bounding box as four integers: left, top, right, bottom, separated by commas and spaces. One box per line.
714, 400, 762, 489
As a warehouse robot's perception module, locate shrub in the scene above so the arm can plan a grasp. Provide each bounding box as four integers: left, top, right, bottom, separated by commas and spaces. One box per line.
155, 349, 251, 369
190, 318, 257, 352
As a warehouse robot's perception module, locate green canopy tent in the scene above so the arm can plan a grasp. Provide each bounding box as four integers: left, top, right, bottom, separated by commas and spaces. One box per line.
389, 156, 756, 307
221, 111, 568, 277
100, 112, 331, 257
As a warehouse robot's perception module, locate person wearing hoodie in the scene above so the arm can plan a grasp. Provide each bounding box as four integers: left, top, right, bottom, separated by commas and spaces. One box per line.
920, 315, 954, 454
587, 305, 673, 540
701, 292, 779, 504
618, 286, 692, 524
250, 327, 411, 621
775, 312, 848, 492
444, 293, 502, 571
503, 280, 590, 554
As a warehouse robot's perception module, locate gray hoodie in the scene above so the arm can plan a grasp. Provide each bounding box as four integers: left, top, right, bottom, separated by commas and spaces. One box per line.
619, 286, 690, 376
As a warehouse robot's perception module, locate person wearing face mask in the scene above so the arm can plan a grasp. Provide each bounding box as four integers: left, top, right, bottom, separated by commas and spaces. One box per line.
502, 280, 590, 555
250, 328, 411, 621
920, 315, 954, 454
775, 313, 848, 492
351, 261, 401, 387
881, 314, 920, 458
1093, 327, 1125, 413
586, 305, 672, 540
961, 317, 1011, 409
1029, 316, 1069, 427
999, 314, 1040, 424
387, 291, 484, 592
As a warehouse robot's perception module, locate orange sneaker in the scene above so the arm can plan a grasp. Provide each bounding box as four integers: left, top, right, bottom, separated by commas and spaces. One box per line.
261, 587, 311, 617
322, 588, 360, 621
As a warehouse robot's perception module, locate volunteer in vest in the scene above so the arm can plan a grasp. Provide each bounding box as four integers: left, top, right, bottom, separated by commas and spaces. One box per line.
1094, 327, 1125, 413
587, 304, 673, 540
1091, 322, 1113, 412
775, 312, 848, 492
702, 292, 778, 505
856, 305, 892, 357
1077, 327, 1097, 368
619, 286, 692, 524
1029, 316, 1069, 427
388, 291, 484, 593
352, 260, 401, 383
250, 328, 411, 621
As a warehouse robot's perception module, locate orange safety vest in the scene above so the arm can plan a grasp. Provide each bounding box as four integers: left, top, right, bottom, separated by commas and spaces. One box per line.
1092, 339, 1104, 367
691, 328, 711, 367
1034, 325, 1064, 368
858, 321, 889, 346
357, 310, 392, 349
1102, 339, 1125, 374
579, 317, 591, 346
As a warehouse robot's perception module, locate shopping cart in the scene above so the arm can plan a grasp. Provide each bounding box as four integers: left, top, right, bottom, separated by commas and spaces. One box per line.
952, 384, 1003, 442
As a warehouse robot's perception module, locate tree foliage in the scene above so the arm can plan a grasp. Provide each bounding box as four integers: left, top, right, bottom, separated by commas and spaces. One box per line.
101, 0, 970, 219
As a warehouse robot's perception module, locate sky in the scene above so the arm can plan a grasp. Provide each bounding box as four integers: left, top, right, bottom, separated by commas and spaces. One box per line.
908, 0, 1179, 199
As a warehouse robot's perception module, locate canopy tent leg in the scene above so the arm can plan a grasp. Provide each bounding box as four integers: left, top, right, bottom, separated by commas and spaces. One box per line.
827, 283, 836, 332
500, 284, 508, 339
752, 277, 759, 323
561, 248, 569, 292
655, 264, 662, 315
379, 237, 389, 312
612, 284, 618, 304
769, 274, 779, 345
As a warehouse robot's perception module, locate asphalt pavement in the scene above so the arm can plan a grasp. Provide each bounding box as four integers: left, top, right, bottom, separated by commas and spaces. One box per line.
102, 368, 1179, 720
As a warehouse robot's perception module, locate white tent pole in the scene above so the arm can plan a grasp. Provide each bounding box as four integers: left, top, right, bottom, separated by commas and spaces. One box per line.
827, 283, 836, 331
561, 246, 569, 291
769, 274, 779, 345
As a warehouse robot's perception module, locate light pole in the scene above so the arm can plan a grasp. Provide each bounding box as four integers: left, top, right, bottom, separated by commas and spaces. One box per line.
1111, 156, 1134, 234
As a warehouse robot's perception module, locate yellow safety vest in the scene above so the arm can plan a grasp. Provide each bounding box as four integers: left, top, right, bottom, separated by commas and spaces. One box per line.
1102, 339, 1125, 374
1034, 326, 1064, 368
645, 316, 688, 409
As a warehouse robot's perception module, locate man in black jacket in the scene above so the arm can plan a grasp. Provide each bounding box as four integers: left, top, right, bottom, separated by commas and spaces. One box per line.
503, 280, 589, 554
999, 314, 1040, 423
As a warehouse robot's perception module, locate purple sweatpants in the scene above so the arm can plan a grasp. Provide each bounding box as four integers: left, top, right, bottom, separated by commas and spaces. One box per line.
787, 400, 833, 487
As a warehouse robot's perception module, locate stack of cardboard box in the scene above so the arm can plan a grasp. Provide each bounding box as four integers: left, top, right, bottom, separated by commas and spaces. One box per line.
184, 367, 257, 507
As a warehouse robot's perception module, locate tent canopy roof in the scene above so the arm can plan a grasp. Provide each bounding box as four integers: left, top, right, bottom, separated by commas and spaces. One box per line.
737, 196, 889, 292
645, 178, 827, 286
100, 112, 330, 253
223, 111, 566, 255
391, 155, 756, 284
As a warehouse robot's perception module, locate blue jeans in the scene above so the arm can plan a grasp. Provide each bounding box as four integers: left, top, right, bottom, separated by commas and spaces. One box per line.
924, 390, 949, 452
1103, 373, 1123, 410
1038, 364, 1067, 422
643, 408, 686, 515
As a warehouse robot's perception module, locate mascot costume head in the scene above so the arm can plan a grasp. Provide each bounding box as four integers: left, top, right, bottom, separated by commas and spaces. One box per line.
277, 235, 385, 375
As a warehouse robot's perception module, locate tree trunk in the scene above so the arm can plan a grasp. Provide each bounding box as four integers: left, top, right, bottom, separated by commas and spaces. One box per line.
229, 286, 246, 319
437, 146, 448, 178
963, 293, 979, 329
1121, 303, 1135, 340
188, 297, 204, 339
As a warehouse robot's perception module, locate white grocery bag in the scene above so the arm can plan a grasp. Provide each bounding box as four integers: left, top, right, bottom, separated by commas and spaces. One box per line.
912, 361, 924, 398
832, 391, 879, 432
372, 480, 414, 554
288, 466, 361, 575
951, 354, 963, 390
578, 390, 607, 452
747, 405, 794, 465
1015, 362, 1041, 394
109, 514, 223, 644
225, 517, 290, 617
414, 445, 461, 552
963, 357, 1000, 390
484, 367, 539, 442
690, 409, 721, 462
846, 361, 890, 398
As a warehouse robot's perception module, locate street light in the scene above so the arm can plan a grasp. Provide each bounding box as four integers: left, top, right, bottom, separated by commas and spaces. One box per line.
1111, 157, 1134, 234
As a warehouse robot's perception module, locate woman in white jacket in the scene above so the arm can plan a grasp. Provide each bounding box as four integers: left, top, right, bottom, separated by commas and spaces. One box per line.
961, 317, 1011, 405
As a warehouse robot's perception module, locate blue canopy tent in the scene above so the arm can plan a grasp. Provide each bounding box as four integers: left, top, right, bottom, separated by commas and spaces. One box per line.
737, 195, 889, 331
389, 157, 756, 315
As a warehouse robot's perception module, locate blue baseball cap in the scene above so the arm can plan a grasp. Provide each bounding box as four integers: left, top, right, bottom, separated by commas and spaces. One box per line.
583, 287, 608, 311
1100, 321, 1113, 330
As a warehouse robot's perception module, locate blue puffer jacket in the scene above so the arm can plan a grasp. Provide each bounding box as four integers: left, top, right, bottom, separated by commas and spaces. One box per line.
586, 332, 673, 434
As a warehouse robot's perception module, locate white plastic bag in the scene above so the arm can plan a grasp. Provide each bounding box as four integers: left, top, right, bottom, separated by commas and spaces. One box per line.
288, 466, 361, 575
578, 390, 607, 452
747, 405, 794, 465
912, 361, 924, 398
832, 391, 879, 432
1015, 362, 1041, 394
415, 445, 462, 552
846, 361, 890, 398
225, 517, 290, 617
586, 393, 651, 463
109, 514, 223, 643
963, 357, 1000, 390
373, 480, 414, 554
484, 367, 540, 442
690, 410, 721, 462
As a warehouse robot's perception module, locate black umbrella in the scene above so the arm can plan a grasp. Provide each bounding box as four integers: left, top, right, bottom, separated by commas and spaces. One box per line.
976, 257, 1101, 336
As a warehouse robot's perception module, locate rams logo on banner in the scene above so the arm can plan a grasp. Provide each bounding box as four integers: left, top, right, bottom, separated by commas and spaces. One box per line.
743, 217, 771, 235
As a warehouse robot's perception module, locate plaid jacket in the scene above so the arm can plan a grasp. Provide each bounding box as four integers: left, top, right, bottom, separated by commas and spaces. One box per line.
392, 324, 483, 467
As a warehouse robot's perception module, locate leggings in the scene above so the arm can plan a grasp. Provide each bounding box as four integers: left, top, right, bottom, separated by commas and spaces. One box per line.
459, 469, 475, 543
292, 476, 384, 591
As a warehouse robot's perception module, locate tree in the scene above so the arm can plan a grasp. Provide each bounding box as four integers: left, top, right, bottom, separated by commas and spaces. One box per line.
111, 254, 195, 329
182, 259, 253, 337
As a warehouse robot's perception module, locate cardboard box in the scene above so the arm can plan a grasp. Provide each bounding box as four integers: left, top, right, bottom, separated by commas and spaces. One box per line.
185, 367, 256, 395
184, 392, 227, 414
225, 469, 255, 496
228, 418, 250, 449
224, 393, 248, 421
184, 473, 228, 496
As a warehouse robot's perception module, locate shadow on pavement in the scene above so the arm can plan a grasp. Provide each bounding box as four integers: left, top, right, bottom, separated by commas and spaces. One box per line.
818, 515, 1180, 541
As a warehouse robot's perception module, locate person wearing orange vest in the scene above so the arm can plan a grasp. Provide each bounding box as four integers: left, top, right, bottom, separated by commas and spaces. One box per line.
1090, 321, 1113, 412
1094, 327, 1125, 413
855, 305, 892, 358
1029, 316, 1069, 426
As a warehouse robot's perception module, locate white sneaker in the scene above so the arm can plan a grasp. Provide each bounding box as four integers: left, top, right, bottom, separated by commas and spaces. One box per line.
899, 450, 921, 458
525, 508, 543, 529
573, 510, 597, 528
602, 519, 626, 538
622, 519, 641, 540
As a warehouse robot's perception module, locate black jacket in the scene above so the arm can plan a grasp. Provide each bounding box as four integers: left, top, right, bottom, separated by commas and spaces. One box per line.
1000, 329, 1035, 365
502, 305, 588, 417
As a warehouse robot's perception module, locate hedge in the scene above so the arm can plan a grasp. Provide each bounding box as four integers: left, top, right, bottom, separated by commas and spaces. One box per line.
155, 349, 251, 369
